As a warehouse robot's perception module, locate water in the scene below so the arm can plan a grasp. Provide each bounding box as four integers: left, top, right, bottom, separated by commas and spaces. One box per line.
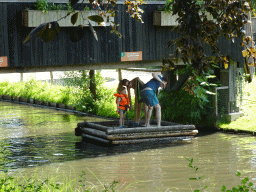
0, 101, 256, 191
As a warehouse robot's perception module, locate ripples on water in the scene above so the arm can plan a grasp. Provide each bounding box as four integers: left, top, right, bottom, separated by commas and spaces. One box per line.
1, 101, 256, 191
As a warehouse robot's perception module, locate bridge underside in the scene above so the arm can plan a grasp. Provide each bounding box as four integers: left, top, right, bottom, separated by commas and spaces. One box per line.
0, 60, 164, 73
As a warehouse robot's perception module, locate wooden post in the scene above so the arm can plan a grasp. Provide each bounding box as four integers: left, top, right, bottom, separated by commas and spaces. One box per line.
50, 71, 53, 84
118, 69, 122, 81
20, 73, 23, 82
134, 79, 139, 122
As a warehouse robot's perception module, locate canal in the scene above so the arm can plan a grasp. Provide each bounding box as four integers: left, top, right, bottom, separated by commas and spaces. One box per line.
0, 101, 256, 191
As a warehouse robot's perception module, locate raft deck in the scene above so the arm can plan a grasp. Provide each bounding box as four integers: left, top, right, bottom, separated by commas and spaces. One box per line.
75, 120, 198, 145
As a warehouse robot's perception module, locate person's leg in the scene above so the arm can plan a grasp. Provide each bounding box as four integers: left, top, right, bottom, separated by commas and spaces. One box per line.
144, 104, 148, 121
145, 105, 153, 127
154, 104, 161, 127
122, 112, 125, 126
119, 110, 124, 127
135, 102, 142, 124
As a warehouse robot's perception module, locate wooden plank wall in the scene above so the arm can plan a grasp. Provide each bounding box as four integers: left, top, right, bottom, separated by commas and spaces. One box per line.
0, 2, 245, 70
0, 3, 9, 59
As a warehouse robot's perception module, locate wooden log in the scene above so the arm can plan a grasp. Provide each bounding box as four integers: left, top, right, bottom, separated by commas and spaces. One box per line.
107, 130, 198, 140
112, 136, 194, 145
107, 124, 196, 135
81, 133, 110, 144
81, 128, 108, 139
78, 121, 114, 132
81, 128, 197, 141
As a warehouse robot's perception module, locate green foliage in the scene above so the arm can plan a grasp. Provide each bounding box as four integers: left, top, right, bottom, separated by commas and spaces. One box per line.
35, 0, 69, 12
221, 172, 256, 192
187, 158, 256, 192
158, 87, 214, 125
187, 158, 208, 191
84, 6, 90, 11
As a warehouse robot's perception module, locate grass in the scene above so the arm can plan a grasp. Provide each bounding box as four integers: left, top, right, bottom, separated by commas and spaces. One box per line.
218, 76, 256, 131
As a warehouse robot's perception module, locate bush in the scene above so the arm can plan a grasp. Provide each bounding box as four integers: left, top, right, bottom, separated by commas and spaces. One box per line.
158, 88, 214, 125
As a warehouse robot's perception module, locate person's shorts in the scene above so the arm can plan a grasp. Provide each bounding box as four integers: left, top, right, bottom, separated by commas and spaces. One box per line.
118, 109, 126, 115
140, 89, 159, 107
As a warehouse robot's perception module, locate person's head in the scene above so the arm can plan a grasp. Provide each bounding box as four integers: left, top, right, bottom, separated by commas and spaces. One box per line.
121, 79, 130, 87
117, 79, 130, 93
120, 87, 126, 95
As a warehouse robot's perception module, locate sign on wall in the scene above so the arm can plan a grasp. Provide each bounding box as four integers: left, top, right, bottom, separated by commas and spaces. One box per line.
0, 56, 8, 67
121, 51, 142, 62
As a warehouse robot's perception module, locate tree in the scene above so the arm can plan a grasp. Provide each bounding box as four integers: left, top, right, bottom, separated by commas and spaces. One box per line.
163, 0, 255, 100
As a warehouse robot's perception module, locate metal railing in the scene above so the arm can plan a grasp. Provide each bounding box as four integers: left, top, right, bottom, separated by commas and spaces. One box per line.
214, 86, 229, 118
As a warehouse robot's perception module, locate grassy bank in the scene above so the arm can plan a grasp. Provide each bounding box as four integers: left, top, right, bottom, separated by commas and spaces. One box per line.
0, 77, 138, 120
218, 77, 256, 131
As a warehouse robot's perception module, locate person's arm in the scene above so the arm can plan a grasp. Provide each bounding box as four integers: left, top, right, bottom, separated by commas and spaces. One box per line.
152, 73, 167, 88
116, 97, 121, 112
127, 87, 133, 110
133, 77, 144, 87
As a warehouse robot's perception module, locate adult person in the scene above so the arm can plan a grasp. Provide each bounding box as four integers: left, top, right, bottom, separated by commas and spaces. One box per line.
140, 73, 167, 127
117, 77, 145, 124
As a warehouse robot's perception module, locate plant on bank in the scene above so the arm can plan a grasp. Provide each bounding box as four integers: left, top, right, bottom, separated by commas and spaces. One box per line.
187, 158, 256, 192
158, 87, 214, 125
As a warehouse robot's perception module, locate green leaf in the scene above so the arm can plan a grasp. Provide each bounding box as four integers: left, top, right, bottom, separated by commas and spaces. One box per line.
41, 28, 57, 42
202, 186, 208, 190
71, 12, 79, 25
236, 172, 241, 176
221, 185, 226, 191
189, 178, 197, 180
37, 23, 49, 38
88, 15, 104, 24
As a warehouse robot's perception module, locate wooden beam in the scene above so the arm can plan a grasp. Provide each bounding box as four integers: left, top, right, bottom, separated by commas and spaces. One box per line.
121, 68, 162, 72
0, 0, 166, 4
0, 60, 163, 74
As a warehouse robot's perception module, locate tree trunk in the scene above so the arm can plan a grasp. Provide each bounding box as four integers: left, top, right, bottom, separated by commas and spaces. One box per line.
89, 70, 97, 100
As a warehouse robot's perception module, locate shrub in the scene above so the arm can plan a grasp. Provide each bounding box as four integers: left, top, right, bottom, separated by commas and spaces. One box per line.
158, 88, 213, 125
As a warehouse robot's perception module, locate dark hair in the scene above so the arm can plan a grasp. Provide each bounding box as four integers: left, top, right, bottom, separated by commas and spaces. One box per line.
121, 79, 129, 85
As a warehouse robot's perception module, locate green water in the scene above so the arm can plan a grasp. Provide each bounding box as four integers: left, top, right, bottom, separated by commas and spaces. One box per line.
0, 101, 256, 191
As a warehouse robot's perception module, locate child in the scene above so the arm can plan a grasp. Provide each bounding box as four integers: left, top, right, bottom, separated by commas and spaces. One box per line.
114, 86, 129, 128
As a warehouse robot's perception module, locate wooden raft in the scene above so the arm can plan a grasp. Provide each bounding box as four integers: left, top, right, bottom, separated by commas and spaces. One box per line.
75, 120, 198, 145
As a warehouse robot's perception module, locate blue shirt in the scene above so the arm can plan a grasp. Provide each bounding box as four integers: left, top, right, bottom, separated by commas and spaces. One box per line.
143, 75, 163, 93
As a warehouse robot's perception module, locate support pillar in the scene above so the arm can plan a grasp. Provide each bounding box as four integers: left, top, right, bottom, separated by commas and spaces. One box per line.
20, 73, 23, 82
50, 71, 53, 84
